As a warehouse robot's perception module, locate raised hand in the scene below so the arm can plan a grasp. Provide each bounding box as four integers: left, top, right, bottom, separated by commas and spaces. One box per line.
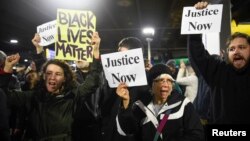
31, 33, 43, 54
180, 60, 186, 69
194, 1, 208, 9
4, 53, 20, 73
116, 82, 130, 109
91, 32, 101, 59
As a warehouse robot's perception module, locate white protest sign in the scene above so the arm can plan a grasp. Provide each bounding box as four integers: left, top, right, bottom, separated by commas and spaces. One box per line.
202, 33, 220, 55
101, 48, 147, 88
37, 20, 56, 46
45, 49, 55, 59
181, 4, 223, 34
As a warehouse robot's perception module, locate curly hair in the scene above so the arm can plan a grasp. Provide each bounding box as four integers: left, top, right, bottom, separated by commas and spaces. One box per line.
37, 59, 77, 93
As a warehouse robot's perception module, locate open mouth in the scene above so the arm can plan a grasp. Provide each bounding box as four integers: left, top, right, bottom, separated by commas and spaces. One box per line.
48, 82, 57, 89
49, 82, 56, 86
233, 57, 244, 66
160, 89, 170, 95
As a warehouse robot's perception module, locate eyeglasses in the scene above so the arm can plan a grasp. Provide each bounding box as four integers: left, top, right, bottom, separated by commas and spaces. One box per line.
154, 78, 173, 84
227, 45, 248, 52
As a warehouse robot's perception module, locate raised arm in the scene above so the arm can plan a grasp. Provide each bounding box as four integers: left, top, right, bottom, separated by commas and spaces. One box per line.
76, 32, 102, 96
91, 32, 101, 59
187, 1, 224, 86
3, 54, 20, 73
31, 33, 47, 72
31, 33, 43, 54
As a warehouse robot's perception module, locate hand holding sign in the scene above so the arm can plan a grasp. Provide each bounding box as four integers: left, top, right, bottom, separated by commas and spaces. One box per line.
91, 32, 101, 59
31, 33, 41, 45
116, 82, 130, 109
194, 1, 209, 9
31, 33, 43, 54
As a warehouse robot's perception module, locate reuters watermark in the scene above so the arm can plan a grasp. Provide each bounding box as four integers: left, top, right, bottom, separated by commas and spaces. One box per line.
212, 129, 246, 136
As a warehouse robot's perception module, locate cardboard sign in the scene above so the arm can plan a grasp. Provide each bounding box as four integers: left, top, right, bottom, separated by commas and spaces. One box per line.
37, 20, 56, 46
55, 9, 96, 61
101, 48, 147, 88
181, 4, 223, 34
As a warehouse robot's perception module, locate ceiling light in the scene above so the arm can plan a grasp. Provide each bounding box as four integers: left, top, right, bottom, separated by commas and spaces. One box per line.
142, 27, 155, 36
10, 39, 18, 44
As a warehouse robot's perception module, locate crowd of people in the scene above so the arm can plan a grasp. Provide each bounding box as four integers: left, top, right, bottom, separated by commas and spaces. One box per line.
1, 1, 250, 141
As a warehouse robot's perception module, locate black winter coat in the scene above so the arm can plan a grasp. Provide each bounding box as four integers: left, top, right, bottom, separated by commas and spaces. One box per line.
188, 35, 250, 124
117, 92, 204, 141
0, 60, 101, 141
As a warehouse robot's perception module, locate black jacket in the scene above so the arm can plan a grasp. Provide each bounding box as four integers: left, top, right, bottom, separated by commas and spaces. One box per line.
188, 35, 250, 124
0, 59, 101, 141
101, 85, 150, 141
72, 68, 106, 141
0, 88, 10, 141
117, 91, 204, 141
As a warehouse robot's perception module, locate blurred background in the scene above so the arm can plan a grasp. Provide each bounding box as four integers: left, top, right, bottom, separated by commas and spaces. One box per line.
0, 0, 249, 66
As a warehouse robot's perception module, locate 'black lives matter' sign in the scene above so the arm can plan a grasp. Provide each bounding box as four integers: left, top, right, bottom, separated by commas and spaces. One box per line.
55, 9, 96, 62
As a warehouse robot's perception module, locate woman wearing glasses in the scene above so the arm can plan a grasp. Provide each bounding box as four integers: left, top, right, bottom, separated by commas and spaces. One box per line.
115, 64, 204, 141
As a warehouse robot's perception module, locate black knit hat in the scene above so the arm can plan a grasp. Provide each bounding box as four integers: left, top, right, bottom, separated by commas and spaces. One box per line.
147, 63, 174, 86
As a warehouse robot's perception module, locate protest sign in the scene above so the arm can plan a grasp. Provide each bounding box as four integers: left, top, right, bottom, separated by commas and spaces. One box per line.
37, 20, 56, 46
181, 4, 223, 34
55, 9, 96, 61
101, 48, 147, 88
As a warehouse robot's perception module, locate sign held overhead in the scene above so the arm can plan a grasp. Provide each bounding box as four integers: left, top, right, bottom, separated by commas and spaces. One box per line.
181, 4, 223, 34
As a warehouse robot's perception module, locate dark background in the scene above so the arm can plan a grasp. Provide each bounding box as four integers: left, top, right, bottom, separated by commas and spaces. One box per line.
0, 0, 249, 64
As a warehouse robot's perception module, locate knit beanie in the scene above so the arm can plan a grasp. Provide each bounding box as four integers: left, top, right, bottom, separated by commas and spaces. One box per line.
147, 63, 174, 86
